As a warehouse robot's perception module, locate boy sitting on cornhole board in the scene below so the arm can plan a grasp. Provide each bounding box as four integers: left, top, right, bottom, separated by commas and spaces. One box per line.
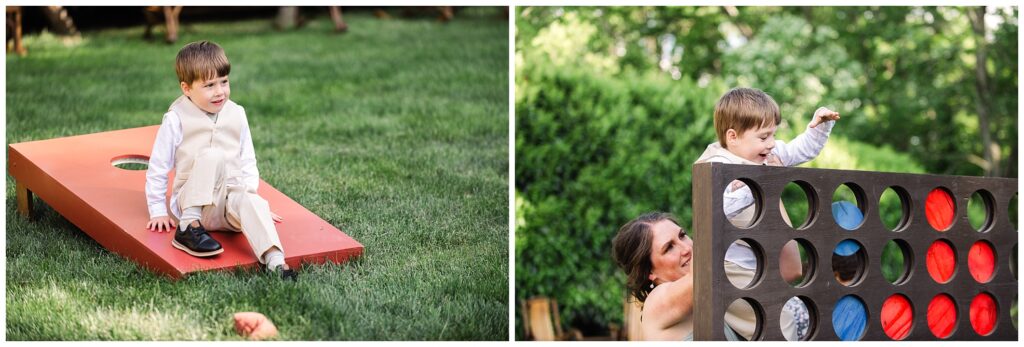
145, 40, 296, 281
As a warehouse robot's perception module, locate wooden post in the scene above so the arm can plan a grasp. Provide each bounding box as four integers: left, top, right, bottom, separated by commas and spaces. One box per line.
16, 181, 33, 219
7, 6, 27, 56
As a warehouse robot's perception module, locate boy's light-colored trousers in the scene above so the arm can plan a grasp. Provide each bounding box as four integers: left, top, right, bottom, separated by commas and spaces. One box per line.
724, 261, 799, 340
175, 147, 283, 263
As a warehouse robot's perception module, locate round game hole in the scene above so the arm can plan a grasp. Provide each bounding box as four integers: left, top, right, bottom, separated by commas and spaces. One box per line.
878, 186, 911, 231
781, 296, 815, 341
832, 239, 866, 287
881, 294, 913, 340
832, 183, 867, 230
1013, 296, 1018, 331
967, 190, 995, 232
780, 181, 816, 229
881, 239, 912, 285
926, 239, 957, 284
111, 154, 150, 171
725, 239, 763, 289
726, 178, 763, 229
725, 297, 763, 340
781, 239, 816, 288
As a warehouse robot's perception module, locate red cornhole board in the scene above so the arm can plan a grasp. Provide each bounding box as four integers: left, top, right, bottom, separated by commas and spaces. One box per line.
8, 125, 363, 279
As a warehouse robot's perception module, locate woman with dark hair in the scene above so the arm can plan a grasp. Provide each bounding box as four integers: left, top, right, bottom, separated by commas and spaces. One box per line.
612, 212, 695, 340
612, 212, 785, 341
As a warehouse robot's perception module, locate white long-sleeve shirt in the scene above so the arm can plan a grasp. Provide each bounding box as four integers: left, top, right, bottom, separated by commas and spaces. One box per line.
145, 108, 260, 220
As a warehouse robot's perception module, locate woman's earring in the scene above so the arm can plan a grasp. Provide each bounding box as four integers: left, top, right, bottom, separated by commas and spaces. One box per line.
649, 283, 655, 289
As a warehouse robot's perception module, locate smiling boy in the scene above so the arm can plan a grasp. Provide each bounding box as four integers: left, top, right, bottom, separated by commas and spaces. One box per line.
695, 87, 839, 224
693, 87, 841, 340
144, 40, 296, 280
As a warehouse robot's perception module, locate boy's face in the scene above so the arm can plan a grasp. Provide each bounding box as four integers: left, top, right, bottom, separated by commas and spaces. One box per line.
181, 75, 230, 114
727, 124, 777, 164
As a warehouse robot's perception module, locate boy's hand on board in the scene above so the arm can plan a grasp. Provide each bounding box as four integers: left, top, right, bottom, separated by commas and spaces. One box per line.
147, 216, 177, 233
809, 106, 841, 128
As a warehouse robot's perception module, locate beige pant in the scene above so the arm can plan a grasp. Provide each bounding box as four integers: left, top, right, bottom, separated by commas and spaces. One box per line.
176, 147, 283, 263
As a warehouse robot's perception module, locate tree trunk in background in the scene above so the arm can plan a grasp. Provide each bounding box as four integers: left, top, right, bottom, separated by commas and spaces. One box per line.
968, 6, 998, 177
42, 6, 78, 36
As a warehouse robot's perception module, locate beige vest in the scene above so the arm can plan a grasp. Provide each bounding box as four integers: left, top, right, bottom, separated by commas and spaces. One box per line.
170, 95, 245, 195
694, 143, 792, 227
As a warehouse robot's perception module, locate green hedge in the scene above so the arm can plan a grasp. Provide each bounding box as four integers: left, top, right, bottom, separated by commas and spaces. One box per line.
515, 65, 723, 333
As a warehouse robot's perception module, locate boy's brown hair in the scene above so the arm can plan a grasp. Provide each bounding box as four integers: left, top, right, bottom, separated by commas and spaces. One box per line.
714, 87, 781, 148
175, 40, 231, 85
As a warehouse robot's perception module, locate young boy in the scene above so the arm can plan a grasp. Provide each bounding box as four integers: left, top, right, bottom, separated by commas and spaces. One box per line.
144, 40, 296, 281
694, 87, 841, 340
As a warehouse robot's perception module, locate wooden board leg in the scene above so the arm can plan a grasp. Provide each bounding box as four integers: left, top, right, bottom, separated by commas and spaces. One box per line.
16, 181, 34, 219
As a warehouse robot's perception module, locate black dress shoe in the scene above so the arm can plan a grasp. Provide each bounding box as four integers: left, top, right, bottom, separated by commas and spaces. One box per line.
280, 268, 298, 281
270, 265, 298, 281
172, 222, 223, 257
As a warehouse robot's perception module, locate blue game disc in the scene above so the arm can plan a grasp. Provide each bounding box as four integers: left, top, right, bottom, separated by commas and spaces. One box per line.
833, 295, 867, 341
832, 201, 863, 230
834, 240, 861, 256
832, 201, 863, 255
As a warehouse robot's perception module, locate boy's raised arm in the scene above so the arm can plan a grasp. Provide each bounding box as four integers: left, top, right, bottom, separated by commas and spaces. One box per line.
773, 107, 839, 167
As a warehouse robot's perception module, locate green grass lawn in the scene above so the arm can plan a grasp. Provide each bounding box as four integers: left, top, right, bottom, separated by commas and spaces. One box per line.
6, 9, 509, 340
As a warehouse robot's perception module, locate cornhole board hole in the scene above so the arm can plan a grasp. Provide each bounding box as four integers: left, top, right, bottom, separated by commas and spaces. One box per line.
8, 125, 363, 279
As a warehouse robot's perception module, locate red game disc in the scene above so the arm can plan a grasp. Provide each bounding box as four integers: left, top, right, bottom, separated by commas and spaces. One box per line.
927, 294, 957, 338
926, 188, 955, 231
970, 293, 997, 335
881, 294, 913, 340
927, 240, 956, 283
968, 241, 995, 283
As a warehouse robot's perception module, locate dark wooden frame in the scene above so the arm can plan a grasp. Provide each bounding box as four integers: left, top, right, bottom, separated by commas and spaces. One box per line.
692, 162, 1017, 340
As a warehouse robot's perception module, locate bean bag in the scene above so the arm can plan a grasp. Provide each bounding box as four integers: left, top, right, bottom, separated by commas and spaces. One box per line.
234, 312, 279, 340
